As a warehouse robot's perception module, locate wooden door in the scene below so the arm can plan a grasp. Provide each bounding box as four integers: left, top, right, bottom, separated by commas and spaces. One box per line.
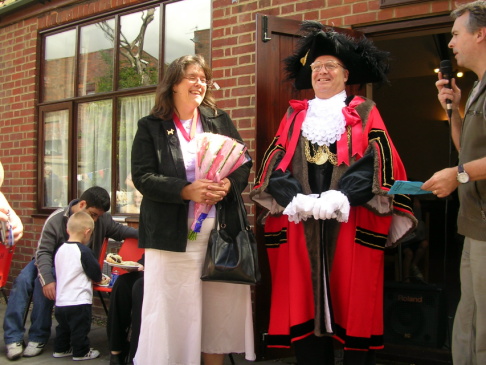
253, 14, 364, 360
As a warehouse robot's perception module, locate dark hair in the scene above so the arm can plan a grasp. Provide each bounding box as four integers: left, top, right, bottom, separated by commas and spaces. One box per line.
151, 54, 217, 120
452, 1, 486, 33
79, 186, 110, 212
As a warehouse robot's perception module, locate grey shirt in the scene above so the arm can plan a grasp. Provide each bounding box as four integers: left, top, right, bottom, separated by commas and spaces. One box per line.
457, 74, 486, 241
36, 199, 138, 286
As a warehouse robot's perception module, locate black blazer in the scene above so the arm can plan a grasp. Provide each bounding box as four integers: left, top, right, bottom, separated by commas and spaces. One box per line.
131, 106, 252, 252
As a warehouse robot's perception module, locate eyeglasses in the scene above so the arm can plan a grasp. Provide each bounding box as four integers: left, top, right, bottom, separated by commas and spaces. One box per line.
310, 61, 345, 73
183, 75, 213, 87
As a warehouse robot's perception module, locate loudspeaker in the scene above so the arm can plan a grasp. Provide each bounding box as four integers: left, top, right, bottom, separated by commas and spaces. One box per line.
384, 282, 447, 348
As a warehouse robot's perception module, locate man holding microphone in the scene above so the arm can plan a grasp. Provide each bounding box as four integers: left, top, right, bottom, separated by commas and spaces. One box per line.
422, 2, 486, 364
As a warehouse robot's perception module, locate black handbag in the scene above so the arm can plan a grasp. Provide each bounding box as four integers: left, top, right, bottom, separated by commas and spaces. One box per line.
200, 192, 261, 285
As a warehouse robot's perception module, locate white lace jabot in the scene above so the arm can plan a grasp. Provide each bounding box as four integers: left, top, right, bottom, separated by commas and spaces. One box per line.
302, 90, 347, 146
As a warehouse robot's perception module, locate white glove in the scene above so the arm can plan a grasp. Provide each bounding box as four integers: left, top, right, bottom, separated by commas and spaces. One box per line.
312, 190, 350, 222
283, 194, 319, 223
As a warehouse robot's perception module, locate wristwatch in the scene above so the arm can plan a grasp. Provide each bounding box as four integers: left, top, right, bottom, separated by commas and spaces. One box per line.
457, 164, 470, 183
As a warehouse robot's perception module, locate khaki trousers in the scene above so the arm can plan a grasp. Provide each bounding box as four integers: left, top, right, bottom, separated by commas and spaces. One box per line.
452, 237, 486, 365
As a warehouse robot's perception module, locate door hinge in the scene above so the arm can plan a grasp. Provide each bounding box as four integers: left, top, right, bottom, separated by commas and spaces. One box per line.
262, 16, 271, 42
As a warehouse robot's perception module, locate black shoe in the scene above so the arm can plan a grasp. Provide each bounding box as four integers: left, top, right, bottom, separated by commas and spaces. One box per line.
110, 353, 126, 365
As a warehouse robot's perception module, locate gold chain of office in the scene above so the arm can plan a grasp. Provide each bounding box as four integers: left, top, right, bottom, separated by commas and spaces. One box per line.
303, 126, 351, 166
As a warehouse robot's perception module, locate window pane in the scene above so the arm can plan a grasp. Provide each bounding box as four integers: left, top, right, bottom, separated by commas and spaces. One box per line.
78, 19, 116, 96
43, 30, 76, 102
164, 0, 211, 64
116, 93, 154, 213
119, 8, 160, 89
77, 100, 113, 199
44, 110, 69, 207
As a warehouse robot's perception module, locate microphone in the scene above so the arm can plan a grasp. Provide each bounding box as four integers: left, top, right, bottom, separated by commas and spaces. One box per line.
439, 60, 453, 118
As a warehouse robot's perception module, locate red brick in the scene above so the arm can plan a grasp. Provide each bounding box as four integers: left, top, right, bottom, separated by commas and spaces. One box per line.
231, 108, 255, 118
231, 85, 255, 97
213, 8, 225, 18
377, 7, 395, 21
238, 33, 253, 44
324, 17, 344, 27
232, 43, 255, 56
238, 129, 254, 140
432, 1, 452, 13
213, 36, 238, 48
395, 3, 431, 18
322, 5, 352, 18
232, 1, 259, 14
238, 97, 254, 109
231, 64, 254, 76
327, 0, 344, 6
343, 11, 376, 26
368, 0, 380, 11
238, 12, 253, 23
213, 16, 238, 29
212, 57, 239, 69
237, 75, 252, 86
282, 4, 295, 14
353, 2, 368, 13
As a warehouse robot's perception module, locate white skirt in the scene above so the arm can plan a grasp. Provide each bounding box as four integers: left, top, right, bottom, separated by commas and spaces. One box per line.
134, 218, 255, 365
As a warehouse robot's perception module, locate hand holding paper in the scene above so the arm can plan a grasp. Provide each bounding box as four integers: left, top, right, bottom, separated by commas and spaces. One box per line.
388, 181, 432, 195
188, 133, 249, 240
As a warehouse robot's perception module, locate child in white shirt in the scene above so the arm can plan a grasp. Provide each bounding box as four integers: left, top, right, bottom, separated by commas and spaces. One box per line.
53, 211, 102, 361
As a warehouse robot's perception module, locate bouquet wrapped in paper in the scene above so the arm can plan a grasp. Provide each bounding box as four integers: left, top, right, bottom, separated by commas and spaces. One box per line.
188, 133, 249, 240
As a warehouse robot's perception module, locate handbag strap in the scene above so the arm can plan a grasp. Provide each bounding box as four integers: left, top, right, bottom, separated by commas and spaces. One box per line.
216, 186, 249, 232
235, 190, 250, 232
216, 201, 224, 229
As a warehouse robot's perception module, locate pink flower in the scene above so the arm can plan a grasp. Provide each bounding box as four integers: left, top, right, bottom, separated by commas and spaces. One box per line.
188, 133, 249, 240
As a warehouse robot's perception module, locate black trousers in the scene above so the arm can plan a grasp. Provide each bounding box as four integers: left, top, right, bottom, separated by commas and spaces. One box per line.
343, 349, 376, 365
293, 335, 334, 365
54, 304, 92, 357
293, 335, 376, 365
107, 271, 144, 359
129, 276, 143, 362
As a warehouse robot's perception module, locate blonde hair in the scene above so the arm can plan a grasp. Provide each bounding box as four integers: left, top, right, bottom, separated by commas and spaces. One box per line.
67, 211, 94, 235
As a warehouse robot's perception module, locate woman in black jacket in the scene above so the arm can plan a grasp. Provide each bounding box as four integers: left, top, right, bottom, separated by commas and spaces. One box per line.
131, 55, 254, 365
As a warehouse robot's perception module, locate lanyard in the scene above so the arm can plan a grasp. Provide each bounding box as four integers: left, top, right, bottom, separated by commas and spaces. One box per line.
173, 111, 199, 142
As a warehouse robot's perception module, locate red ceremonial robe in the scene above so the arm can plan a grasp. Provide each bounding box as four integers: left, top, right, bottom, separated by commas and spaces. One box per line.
250, 96, 416, 351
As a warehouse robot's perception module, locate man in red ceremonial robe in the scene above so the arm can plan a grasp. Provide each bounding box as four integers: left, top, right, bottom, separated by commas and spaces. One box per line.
250, 21, 416, 365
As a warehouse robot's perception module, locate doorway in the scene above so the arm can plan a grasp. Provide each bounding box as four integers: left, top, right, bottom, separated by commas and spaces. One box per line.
362, 21, 475, 364
254, 14, 469, 364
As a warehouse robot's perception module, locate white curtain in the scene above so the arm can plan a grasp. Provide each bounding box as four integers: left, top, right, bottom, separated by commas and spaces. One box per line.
77, 99, 113, 196
117, 93, 154, 210
44, 109, 70, 207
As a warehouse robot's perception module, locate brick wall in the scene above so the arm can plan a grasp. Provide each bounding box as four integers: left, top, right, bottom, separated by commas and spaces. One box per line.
0, 0, 455, 289
0, 0, 148, 288
0, 15, 42, 277
210, 0, 453, 213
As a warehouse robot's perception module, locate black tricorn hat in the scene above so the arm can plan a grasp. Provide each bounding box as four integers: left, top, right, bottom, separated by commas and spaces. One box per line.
284, 21, 390, 89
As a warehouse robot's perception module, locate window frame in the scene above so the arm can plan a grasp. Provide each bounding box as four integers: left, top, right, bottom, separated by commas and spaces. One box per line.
38, 102, 74, 214
37, 1, 165, 214
379, 0, 430, 8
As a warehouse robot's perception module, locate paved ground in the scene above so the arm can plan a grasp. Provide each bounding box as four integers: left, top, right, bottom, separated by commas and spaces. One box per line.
0, 300, 409, 365
0, 301, 296, 365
